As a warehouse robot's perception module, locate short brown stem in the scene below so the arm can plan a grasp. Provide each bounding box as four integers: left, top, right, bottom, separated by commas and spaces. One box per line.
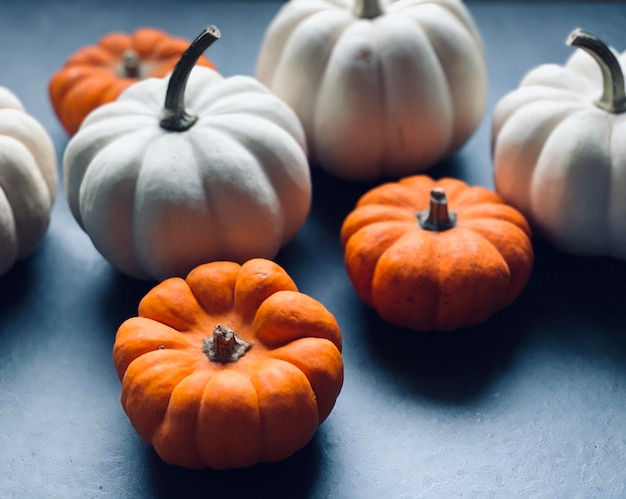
118, 49, 141, 78
567, 28, 626, 113
418, 188, 457, 231
203, 324, 252, 363
353, 0, 384, 19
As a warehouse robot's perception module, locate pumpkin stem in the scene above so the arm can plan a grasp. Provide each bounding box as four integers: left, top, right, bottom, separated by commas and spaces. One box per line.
203, 324, 252, 363
418, 188, 457, 232
353, 0, 384, 19
160, 25, 221, 132
119, 49, 141, 78
567, 28, 626, 113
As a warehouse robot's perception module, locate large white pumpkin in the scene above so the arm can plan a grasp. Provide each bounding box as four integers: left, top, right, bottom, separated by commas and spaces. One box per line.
256, 0, 487, 180
63, 26, 311, 281
492, 28, 626, 258
0, 87, 57, 276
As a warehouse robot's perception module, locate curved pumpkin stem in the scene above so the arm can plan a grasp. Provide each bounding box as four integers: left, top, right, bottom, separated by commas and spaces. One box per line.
567, 28, 626, 113
353, 0, 384, 19
203, 324, 252, 363
160, 25, 221, 131
418, 188, 457, 232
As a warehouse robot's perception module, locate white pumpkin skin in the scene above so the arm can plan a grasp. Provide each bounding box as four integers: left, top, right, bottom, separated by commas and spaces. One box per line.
256, 0, 487, 180
64, 28, 311, 281
0, 87, 57, 276
492, 29, 626, 258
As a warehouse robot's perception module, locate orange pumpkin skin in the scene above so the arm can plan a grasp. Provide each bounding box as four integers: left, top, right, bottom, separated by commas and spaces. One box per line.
49, 27, 216, 136
113, 258, 343, 470
341, 175, 534, 332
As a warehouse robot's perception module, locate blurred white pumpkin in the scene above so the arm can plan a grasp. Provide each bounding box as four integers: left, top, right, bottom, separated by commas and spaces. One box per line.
0, 87, 57, 276
256, 0, 487, 180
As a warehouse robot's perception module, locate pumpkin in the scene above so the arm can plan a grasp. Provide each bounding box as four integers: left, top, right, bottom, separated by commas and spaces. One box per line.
113, 258, 344, 470
0, 87, 57, 276
340, 175, 534, 331
63, 25, 311, 281
492, 28, 626, 258
255, 0, 487, 180
49, 27, 216, 136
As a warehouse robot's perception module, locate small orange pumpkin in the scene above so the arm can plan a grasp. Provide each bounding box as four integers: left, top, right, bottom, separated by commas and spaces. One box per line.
49, 27, 216, 135
113, 258, 344, 470
340, 175, 534, 331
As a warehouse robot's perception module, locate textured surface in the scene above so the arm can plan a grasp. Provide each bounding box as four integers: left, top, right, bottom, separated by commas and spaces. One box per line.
1, 0, 626, 497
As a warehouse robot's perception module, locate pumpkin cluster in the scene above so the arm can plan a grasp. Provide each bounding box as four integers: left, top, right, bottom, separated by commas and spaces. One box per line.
2, 0, 625, 473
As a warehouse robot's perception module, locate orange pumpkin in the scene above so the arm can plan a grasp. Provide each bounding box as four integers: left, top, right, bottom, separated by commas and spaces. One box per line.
340, 175, 534, 331
49, 27, 216, 135
113, 258, 344, 470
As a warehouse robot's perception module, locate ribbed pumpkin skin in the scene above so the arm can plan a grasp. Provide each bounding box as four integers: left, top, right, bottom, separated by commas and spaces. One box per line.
492, 35, 626, 259
0, 87, 57, 276
62, 66, 311, 282
49, 28, 215, 135
256, 0, 487, 180
340, 175, 534, 331
113, 258, 344, 470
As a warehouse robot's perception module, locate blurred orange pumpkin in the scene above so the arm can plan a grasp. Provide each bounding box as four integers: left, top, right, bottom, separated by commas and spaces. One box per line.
49, 27, 216, 135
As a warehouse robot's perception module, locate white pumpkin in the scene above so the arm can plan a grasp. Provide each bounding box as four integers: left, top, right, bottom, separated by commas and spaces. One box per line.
63, 26, 311, 281
0, 87, 57, 276
256, 0, 487, 180
492, 28, 626, 258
